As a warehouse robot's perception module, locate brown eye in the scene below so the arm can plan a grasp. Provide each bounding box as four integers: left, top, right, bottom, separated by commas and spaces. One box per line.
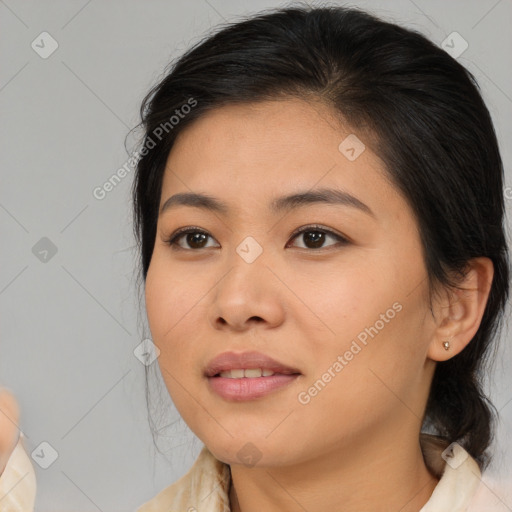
184, 232, 208, 249
287, 225, 349, 250
300, 231, 325, 249
166, 228, 219, 251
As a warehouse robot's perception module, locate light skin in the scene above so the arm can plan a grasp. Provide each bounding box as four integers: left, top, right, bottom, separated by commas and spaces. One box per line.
144, 98, 493, 512
0, 389, 20, 476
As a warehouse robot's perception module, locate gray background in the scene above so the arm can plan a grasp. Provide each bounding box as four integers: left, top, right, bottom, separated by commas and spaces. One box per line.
1, 0, 511, 510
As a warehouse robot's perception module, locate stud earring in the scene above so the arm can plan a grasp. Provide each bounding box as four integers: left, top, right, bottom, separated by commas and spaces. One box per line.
442, 341, 450, 351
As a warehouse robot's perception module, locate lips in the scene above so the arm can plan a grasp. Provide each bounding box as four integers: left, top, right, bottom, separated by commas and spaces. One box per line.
204, 351, 302, 401
204, 350, 301, 377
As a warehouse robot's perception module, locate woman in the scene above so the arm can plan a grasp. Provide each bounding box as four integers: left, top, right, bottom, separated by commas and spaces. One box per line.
1, 5, 509, 511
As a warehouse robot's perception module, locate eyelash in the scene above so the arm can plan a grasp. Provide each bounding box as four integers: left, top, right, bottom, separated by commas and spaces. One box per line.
164, 224, 349, 252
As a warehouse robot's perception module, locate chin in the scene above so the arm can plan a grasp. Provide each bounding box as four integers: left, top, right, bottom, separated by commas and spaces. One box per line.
202, 434, 298, 469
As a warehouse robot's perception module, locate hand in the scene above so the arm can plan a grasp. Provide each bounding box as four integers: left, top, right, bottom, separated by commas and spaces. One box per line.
0, 388, 21, 476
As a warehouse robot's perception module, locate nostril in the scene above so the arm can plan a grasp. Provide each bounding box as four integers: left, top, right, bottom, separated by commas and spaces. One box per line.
215, 316, 264, 328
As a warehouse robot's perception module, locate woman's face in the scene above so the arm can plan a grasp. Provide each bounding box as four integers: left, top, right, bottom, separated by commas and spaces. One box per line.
145, 98, 437, 467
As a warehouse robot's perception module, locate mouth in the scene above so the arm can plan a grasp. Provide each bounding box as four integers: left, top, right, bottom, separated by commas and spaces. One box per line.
205, 351, 301, 401
214, 368, 288, 378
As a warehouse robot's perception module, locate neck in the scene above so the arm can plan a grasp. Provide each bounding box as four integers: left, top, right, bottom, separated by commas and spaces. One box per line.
229, 427, 439, 512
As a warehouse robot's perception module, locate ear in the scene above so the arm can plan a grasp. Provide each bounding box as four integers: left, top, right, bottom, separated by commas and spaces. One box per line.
427, 257, 494, 362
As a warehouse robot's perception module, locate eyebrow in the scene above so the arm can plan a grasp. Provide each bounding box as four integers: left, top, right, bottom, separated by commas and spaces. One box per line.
159, 187, 375, 218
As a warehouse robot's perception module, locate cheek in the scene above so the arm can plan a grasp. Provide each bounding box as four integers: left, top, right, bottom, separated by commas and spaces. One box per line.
287, 258, 394, 347
145, 261, 203, 418
144, 257, 203, 379
296, 307, 424, 443
145, 255, 201, 340
290, 250, 427, 396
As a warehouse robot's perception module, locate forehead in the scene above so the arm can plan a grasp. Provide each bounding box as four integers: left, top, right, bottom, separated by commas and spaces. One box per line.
171, 98, 361, 163
160, 98, 402, 218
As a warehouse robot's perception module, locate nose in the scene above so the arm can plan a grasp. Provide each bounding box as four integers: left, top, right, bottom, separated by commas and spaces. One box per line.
207, 253, 286, 333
